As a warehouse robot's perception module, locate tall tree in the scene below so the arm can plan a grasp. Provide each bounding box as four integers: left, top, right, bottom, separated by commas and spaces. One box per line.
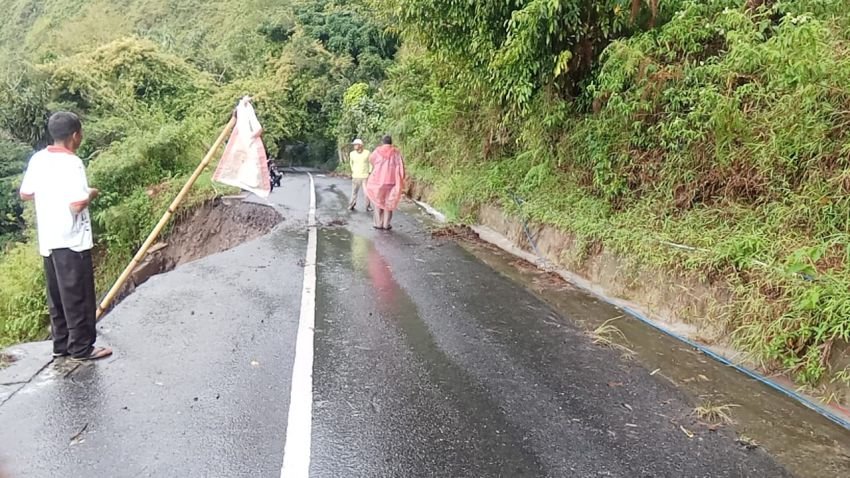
377, 0, 674, 110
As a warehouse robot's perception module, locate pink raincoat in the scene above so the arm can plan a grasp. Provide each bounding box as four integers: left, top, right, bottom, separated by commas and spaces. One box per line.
365, 145, 405, 211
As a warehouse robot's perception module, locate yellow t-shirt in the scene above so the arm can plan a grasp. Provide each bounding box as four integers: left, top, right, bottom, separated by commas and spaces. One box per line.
350, 149, 371, 179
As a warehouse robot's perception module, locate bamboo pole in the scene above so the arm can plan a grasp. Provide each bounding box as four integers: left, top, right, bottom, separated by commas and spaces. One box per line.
96, 117, 236, 320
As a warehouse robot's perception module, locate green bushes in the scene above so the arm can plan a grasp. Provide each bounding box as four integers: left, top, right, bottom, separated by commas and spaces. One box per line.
0, 1, 397, 346
336, 82, 384, 145
0, 138, 30, 246
381, 0, 850, 388
0, 39, 224, 344
0, 241, 46, 346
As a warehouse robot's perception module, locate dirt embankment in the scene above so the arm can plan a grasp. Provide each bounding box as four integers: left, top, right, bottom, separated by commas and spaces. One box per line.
122, 199, 282, 297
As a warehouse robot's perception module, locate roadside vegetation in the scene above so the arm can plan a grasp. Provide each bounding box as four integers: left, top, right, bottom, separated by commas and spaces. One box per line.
370, 0, 850, 393
0, 0, 397, 345
1, 0, 848, 397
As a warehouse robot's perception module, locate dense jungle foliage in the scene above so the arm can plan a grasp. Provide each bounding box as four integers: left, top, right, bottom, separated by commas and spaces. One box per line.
0, 0, 397, 344
376, 0, 850, 393
1, 0, 849, 395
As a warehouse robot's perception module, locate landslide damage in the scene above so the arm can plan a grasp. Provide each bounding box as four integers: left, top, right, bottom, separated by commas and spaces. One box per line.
111, 198, 282, 304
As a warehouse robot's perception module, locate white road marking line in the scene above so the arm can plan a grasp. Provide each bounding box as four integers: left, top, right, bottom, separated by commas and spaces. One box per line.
281, 173, 317, 478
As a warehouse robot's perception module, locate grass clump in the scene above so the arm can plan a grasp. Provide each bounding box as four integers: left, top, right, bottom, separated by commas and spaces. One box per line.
693, 401, 740, 425
589, 317, 635, 358
0, 241, 47, 345
590, 317, 629, 347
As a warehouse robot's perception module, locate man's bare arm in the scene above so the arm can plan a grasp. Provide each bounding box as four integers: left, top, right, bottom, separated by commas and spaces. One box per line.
19, 191, 34, 201
70, 188, 99, 214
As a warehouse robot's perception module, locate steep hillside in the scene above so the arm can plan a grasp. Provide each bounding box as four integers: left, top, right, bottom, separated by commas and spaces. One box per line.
0, 0, 292, 75
375, 0, 850, 397
0, 0, 395, 345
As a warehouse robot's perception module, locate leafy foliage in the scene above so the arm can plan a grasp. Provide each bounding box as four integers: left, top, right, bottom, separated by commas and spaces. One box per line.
0, 0, 396, 343
0, 71, 52, 147
0, 241, 45, 346
376, 0, 680, 110
380, 0, 850, 388
0, 138, 30, 246
337, 82, 384, 144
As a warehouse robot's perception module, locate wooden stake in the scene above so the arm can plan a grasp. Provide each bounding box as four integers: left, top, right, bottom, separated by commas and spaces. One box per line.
96, 117, 236, 320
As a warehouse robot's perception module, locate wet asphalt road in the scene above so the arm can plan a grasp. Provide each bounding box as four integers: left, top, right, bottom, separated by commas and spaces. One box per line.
0, 173, 792, 477
0, 176, 310, 477
308, 176, 790, 478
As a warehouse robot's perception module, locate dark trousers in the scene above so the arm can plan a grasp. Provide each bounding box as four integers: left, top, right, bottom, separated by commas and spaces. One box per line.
44, 249, 96, 358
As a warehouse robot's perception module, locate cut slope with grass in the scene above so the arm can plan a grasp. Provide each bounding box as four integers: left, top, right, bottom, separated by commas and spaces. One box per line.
380, 0, 850, 393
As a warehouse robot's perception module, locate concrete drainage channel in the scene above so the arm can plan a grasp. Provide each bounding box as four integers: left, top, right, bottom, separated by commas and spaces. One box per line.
411, 199, 850, 478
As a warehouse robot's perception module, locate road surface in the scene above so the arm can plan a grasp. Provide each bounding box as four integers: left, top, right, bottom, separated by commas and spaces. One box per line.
0, 173, 808, 477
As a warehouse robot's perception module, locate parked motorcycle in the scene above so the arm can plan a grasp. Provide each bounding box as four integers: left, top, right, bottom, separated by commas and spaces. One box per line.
269, 160, 283, 191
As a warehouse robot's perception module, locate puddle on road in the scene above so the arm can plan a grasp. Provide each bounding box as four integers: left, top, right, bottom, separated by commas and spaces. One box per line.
457, 239, 850, 478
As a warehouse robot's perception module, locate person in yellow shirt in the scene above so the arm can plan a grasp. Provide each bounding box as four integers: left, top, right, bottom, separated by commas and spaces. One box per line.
348, 138, 372, 211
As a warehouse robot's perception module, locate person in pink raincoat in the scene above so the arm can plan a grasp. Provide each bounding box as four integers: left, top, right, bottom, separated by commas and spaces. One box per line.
365, 135, 405, 230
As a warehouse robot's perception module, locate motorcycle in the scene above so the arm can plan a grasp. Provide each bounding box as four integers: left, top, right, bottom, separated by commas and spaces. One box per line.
269, 160, 283, 191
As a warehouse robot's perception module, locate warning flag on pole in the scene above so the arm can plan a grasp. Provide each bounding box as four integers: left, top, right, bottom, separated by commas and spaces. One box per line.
213, 96, 271, 198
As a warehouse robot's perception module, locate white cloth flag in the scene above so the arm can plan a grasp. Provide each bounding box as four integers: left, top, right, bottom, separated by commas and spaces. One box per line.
213, 97, 271, 198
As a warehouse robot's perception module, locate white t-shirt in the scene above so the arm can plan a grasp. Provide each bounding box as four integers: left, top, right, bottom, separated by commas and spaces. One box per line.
20, 146, 93, 257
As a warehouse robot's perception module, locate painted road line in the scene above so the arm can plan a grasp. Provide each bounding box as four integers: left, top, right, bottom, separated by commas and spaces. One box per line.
281, 173, 317, 477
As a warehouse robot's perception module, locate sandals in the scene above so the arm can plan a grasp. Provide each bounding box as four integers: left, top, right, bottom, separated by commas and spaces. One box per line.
69, 346, 113, 362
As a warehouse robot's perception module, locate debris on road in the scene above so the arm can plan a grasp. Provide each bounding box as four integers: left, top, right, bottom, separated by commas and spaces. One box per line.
323, 218, 348, 228
70, 423, 88, 444
736, 435, 759, 450
693, 401, 739, 425
431, 225, 480, 241
0, 353, 15, 369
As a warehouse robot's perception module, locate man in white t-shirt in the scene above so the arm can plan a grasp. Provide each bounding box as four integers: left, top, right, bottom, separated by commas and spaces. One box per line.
19, 112, 112, 362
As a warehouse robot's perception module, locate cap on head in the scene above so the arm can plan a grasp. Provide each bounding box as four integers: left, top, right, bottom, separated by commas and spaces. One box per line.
352, 139, 364, 146
47, 112, 82, 142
